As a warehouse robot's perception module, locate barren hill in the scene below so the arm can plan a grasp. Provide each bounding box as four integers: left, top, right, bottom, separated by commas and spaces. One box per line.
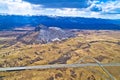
0, 30, 120, 80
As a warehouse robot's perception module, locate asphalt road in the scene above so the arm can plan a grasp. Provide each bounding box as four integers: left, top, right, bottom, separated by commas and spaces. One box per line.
0, 63, 120, 72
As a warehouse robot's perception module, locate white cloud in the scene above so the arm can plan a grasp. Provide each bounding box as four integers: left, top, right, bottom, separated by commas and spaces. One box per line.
0, 0, 42, 15
0, 0, 120, 19
102, 1, 120, 14
88, 0, 120, 14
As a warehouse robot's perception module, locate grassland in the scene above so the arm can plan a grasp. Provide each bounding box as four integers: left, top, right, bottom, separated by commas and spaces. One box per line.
0, 30, 120, 80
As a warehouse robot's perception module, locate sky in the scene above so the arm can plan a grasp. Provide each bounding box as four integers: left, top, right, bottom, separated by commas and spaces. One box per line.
0, 0, 120, 19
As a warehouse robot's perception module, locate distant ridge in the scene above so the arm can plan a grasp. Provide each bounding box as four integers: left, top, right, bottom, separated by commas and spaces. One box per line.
0, 15, 120, 30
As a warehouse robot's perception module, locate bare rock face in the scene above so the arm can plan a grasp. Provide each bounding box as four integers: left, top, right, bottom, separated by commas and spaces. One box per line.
36, 25, 76, 43
17, 25, 76, 44
35, 25, 47, 32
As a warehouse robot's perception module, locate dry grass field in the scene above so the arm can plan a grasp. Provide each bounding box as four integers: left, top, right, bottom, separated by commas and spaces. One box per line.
0, 30, 120, 80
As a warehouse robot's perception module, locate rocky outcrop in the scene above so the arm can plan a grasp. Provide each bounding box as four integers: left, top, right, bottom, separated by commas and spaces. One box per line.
37, 25, 76, 43
17, 25, 76, 44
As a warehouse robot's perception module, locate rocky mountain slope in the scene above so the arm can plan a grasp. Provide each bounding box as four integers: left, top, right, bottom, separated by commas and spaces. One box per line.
17, 25, 76, 44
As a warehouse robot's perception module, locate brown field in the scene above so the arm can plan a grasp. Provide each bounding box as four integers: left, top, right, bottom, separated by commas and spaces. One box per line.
0, 30, 120, 80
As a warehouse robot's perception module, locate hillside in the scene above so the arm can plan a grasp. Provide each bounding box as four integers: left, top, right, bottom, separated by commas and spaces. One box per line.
15, 25, 76, 44
0, 30, 120, 80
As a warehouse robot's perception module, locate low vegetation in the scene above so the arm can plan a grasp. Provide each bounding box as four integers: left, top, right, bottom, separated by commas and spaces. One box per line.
0, 30, 120, 80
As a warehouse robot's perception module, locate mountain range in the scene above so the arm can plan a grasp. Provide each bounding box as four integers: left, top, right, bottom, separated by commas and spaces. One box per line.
0, 15, 120, 30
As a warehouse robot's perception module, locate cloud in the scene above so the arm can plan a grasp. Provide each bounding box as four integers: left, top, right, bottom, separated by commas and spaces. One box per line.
0, 0, 42, 15
88, 0, 120, 14
0, 0, 120, 19
24, 0, 92, 8
88, 2, 102, 12
102, 1, 120, 14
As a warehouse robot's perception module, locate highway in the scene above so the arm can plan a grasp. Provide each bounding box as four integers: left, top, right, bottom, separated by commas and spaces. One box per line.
0, 63, 120, 72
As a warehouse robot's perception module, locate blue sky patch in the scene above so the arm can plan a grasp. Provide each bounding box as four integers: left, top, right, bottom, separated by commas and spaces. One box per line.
0, 0, 120, 19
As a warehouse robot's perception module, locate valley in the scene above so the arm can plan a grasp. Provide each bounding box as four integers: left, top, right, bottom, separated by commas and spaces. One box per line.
0, 28, 120, 80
